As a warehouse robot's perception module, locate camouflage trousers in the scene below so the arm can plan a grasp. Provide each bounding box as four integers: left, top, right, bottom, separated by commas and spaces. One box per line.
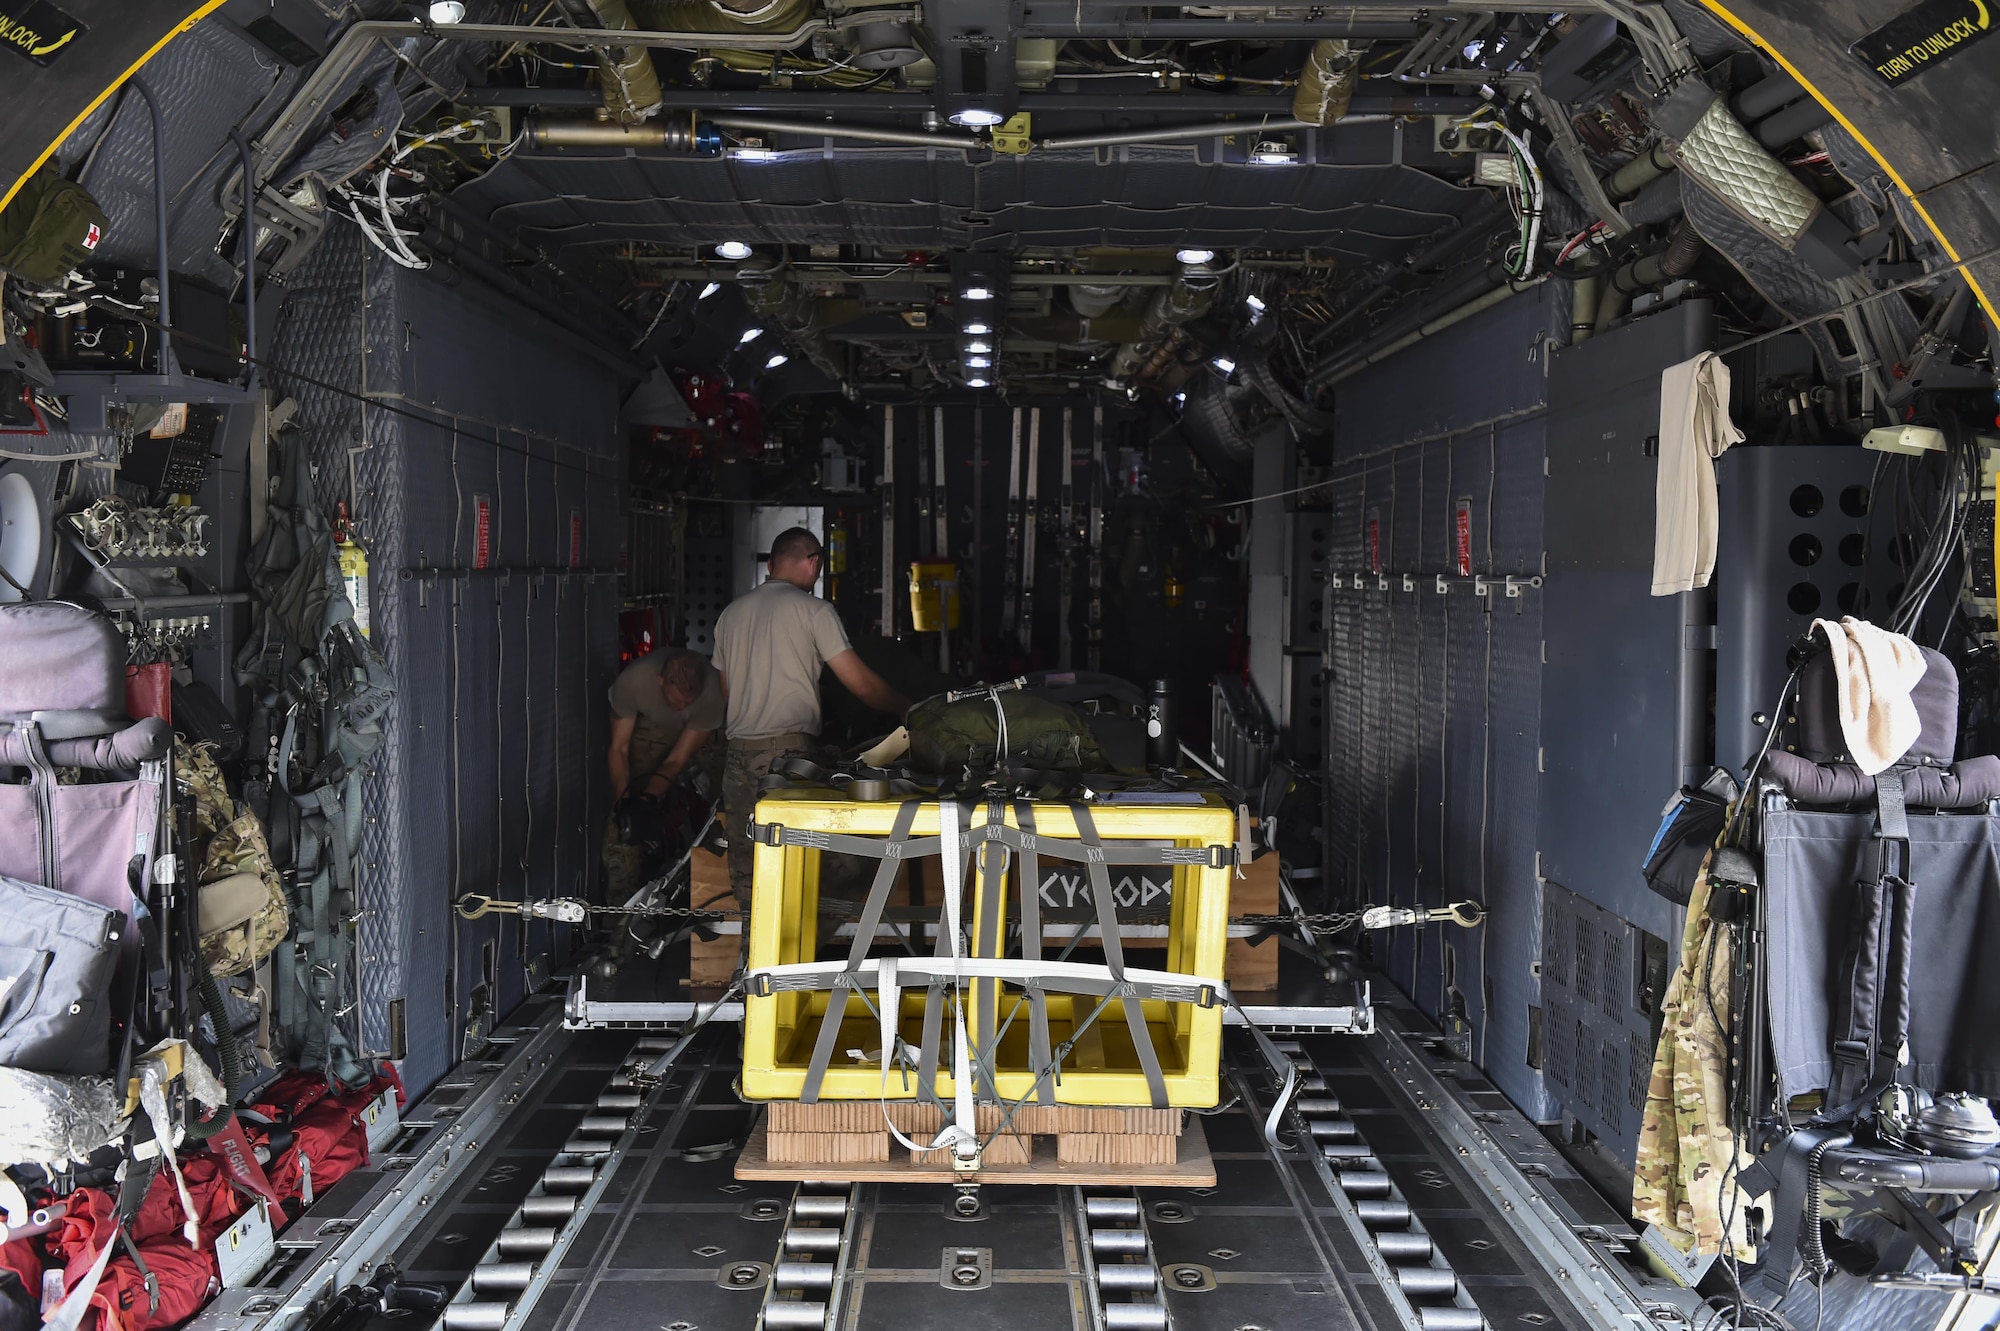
1632, 855, 1757, 1261
724, 733, 814, 909
602, 816, 647, 905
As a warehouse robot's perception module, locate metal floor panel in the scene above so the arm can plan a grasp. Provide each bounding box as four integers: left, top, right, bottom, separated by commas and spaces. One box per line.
361, 980, 1695, 1331
202, 963, 1712, 1331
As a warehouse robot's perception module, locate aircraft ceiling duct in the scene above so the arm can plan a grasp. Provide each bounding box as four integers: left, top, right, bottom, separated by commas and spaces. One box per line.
583, 0, 664, 121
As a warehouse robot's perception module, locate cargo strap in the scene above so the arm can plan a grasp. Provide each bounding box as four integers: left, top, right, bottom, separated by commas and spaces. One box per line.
1070, 803, 1168, 1110
942, 801, 978, 1160
1012, 801, 1055, 1106
800, 801, 922, 1105
1826, 768, 1916, 1116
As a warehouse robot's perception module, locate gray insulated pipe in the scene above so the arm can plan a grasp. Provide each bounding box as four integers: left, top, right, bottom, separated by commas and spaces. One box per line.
1178, 378, 1258, 490
1753, 96, 1834, 149
1593, 220, 1703, 333
1731, 70, 1805, 122
1067, 283, 1125, 318
740, 262, 843, 380
1111, 268, 1218, 378
585, 0, 665, 120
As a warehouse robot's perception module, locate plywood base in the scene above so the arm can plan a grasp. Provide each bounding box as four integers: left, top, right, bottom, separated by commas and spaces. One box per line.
1225, 849, 1280, 993
767, 1131, 890, 1164
1056, 1132, 1182, 1166
736, 1115, 1214, 1186
687, 821, 738, 988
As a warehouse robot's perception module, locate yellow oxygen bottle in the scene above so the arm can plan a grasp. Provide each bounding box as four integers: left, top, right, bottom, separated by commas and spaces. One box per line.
335, 502, 371, 637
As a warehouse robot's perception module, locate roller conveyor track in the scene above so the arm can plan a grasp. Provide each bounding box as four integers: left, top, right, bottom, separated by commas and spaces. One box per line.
289, 987, 1684, 1331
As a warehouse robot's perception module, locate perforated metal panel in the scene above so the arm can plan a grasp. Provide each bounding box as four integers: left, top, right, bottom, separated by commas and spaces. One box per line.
680, 503, 733, 654
1714, 445, 1901, 774
1538, 880, 1660, 1164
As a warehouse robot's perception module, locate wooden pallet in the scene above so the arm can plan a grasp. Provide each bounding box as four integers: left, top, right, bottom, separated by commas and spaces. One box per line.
735, 1113, 1214, 1186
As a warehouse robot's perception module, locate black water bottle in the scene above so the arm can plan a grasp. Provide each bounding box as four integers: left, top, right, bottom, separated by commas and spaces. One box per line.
1145, 677, 1177, 769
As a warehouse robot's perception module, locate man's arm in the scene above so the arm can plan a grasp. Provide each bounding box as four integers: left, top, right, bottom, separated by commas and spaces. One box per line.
608, 715, 637, 800
827, 649, 911, 719
642, 726, 713, 795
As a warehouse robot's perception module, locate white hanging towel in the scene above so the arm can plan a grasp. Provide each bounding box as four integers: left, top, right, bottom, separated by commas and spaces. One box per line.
1812, 617, 1928, 775
1650, 351, 1745, 596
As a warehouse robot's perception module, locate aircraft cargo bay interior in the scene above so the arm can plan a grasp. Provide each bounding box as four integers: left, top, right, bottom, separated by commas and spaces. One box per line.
2, 3, 1999, 1330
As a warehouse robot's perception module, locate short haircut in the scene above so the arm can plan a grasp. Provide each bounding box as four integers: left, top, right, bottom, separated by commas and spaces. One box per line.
769, 526, 822, 567
661, 649, 704, 696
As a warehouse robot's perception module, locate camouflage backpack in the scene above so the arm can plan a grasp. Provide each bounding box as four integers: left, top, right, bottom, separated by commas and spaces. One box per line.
178, 741, 291, 977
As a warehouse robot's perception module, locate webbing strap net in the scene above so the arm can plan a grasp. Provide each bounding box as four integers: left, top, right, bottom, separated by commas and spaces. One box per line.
756, 801, 1220, 1122
801, 801, 922, 1104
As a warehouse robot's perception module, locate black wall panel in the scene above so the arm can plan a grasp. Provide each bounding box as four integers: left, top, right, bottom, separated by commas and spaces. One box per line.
1325, 286, 1562, 1120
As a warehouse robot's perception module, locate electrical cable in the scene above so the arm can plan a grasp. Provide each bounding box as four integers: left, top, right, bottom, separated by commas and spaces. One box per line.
339, 193, 429, 269
1458, 116, 1544, 277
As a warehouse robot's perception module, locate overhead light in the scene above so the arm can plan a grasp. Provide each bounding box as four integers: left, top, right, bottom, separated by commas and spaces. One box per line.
962, 321, 992, 335
1176, 247, 1216, 265
715, 240, 754, 260
426, 0, 466, 21
966, 377, 990, 388
1249, 139, 1298, 165
961, 285, 994, 301
964, 340, 992, 355
738, 327, 765, 346
698, 281, 721, 299
1212, 356, 1237, 375
1244, 294, 1267, 313
965, 355, 991, 369
764, 352, 789, 369
731, 146, 778, 162
951, 108, 1005, 128
1174, 391, 1187, 405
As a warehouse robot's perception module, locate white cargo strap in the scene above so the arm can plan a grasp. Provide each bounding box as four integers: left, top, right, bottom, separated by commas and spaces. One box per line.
938, 802, 978, 1162
755, 958, 1228, 1008
874, 958, 929, 1153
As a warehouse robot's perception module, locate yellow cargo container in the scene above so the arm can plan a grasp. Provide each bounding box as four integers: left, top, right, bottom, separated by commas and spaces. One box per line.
740, 791, 1236, 1108
907, 559, 960, 631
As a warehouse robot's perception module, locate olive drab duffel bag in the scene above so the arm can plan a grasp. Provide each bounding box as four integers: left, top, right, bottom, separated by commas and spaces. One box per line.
906, 689, 1115, 774
0, 166, 107, 285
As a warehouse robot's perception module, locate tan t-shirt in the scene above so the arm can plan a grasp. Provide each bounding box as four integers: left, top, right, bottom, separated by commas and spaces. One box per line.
608, 652, 725, 770
711, 580, 852, 740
